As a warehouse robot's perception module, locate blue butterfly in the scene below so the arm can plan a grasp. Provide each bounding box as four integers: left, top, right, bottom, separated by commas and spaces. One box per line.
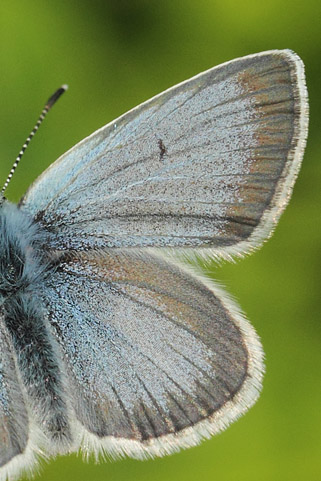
0, 49, 308, 480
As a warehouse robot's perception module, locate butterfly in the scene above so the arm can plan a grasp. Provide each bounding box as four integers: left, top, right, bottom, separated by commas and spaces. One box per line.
0, 49, 308, 480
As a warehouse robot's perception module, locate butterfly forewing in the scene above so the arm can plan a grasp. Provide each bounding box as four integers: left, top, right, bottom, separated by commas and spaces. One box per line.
20, 50, 308, 257
43, 250, 262, 456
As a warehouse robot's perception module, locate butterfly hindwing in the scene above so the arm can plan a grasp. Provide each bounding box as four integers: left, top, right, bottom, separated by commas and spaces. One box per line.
43, 249, 263, 457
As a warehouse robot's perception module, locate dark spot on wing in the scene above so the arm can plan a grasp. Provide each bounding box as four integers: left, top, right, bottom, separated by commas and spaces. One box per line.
158, 139, 166, 161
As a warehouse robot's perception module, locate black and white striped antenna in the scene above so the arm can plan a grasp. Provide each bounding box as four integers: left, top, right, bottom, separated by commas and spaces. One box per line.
1, 84, 68, 196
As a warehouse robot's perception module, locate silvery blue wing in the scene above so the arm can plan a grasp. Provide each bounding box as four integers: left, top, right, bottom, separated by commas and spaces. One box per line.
0, 50, 308, 480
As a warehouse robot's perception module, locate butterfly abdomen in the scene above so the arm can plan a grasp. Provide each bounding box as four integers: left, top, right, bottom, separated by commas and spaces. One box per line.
0, 202, 72, 449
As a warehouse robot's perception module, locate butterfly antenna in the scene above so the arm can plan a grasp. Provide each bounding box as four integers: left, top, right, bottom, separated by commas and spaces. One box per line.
1, 84, 68, 195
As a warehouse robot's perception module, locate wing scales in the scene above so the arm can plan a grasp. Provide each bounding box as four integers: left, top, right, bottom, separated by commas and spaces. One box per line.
20, 50, 308, 256
43, 250, 263, 455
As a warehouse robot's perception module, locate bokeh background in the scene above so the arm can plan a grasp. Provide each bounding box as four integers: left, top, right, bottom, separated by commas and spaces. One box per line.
0, 1, 320, 480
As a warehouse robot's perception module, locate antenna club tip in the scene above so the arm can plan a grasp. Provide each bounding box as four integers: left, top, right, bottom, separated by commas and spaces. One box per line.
46, 85, 69, 109
1, 84, 68, 194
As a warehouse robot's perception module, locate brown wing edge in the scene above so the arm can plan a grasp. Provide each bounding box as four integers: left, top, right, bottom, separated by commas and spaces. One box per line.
176, 49, 309, 263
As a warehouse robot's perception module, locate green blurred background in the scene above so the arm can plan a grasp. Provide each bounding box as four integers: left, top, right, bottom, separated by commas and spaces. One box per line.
0, 1, 320, 480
